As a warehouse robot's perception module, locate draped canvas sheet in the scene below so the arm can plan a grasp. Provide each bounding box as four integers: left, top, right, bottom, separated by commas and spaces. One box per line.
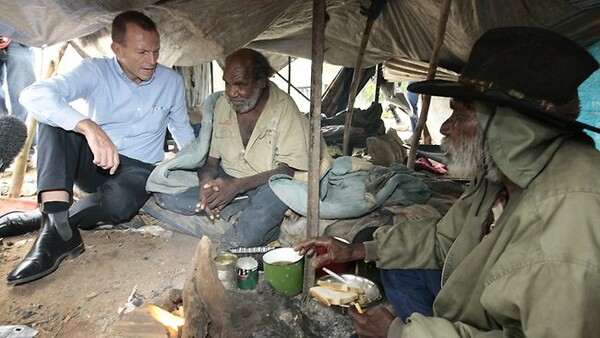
1, 0, 598, 72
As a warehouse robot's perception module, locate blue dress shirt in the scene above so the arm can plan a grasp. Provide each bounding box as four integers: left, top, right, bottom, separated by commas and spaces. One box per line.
20, 57, 195, 164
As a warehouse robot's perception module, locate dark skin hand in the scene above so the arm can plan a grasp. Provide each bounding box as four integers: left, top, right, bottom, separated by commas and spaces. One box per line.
196, 156, 220, 219
196, 156, 294, 220
200, 169, 241, 210
296, 236, 402, 336
348, 306, 398, 338
293, 236, 366, 269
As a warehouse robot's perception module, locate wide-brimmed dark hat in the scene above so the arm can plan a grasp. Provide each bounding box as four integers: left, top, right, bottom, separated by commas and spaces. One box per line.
408, 27, 600, 133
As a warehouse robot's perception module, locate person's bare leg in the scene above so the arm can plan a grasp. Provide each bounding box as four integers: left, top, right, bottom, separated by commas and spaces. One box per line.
39, 190, 69, 202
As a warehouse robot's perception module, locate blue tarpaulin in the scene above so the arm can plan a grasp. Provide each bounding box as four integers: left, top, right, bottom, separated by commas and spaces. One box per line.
579, 40, 600, 149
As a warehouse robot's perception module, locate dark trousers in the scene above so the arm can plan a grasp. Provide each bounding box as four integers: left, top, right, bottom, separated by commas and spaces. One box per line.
155, 168, 287, 247
219, 183, 287, 247
37, 123, 154, 228
380, 269, 442, 322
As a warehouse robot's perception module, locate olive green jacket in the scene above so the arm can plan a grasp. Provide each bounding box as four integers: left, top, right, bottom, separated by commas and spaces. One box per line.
364, 104, 600, 337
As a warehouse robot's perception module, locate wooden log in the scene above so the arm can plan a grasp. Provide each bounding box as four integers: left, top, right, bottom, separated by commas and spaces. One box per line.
182, 236, 275, 337
181, 236, 233, 338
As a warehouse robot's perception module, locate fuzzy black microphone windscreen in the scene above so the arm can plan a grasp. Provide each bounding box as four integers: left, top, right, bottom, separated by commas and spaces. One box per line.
0, 116, 28, 173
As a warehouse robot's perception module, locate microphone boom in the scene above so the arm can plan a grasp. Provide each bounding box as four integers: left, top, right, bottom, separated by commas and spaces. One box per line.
0, 116, 28, 173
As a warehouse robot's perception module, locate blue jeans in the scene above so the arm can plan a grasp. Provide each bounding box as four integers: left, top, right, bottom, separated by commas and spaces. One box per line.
154, 174, 288, 248
0, 42, 37, 147
380, 269, 442, 322
405, 87, 419, 133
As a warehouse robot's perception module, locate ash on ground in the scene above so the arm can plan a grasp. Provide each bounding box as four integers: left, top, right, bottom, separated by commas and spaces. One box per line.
154, 271, 357, 338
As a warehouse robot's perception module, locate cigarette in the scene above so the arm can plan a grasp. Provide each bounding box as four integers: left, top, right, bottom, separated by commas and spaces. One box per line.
353, 302, 364, 314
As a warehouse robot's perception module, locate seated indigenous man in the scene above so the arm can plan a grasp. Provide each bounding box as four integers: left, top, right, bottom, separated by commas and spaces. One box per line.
149, 48, 311, 249
295, 27, 600, 337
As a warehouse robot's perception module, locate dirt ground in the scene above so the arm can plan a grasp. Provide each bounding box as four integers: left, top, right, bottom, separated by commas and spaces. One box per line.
0, 216, 361, 338
0, 169, 357, 338
0, 157, 209, 337
0, 225, 201, 337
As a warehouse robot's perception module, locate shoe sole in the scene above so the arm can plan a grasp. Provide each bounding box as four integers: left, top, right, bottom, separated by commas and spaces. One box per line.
7, 243, 85, 286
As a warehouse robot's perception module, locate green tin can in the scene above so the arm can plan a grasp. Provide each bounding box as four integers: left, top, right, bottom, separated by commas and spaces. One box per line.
262, 247, 304, 297
236, 256, 258, 290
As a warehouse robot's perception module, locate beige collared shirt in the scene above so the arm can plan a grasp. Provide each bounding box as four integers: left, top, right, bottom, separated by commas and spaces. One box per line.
209, 81, 310, 178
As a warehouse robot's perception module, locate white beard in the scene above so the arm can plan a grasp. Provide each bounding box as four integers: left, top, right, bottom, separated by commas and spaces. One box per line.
441, 127, 502, 182
227, 85, 263, 113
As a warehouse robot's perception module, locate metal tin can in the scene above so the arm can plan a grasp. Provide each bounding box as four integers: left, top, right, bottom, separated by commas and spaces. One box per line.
236, 257, 258, 290
214, 252, 238, 290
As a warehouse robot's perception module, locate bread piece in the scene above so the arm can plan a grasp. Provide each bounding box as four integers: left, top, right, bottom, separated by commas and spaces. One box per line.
316, 280, 364, 294
309, 286, 359, 305
309, 287, 331, 306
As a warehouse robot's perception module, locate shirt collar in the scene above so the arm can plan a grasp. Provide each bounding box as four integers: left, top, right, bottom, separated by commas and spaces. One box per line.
111, 57, 156, 86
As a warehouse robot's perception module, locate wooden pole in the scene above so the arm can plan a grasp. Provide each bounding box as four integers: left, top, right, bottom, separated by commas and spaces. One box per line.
9, 42, 69, 198
287, 56, 292, 94
374, 63, 383, 103
407, 0, 452, 169
342, 0, 382, 156
303, 0, 325, 295
274, 71, 310, 102
210, 61, 214, 94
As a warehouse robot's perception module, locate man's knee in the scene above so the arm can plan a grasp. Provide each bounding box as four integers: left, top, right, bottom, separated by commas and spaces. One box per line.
248, 184, 288, 215
154, 190, 198, 215
225, 223, 280, 248
102, 191, 149, 221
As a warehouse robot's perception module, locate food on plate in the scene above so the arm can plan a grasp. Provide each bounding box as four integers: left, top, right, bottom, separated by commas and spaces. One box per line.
310, 280, 368, 306
309, 286, 359, 306
316, 280, 365, 294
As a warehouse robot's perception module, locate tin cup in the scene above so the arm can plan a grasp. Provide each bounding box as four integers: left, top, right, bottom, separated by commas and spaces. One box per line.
214, 252, 238, 290
236, 257, 259, 290
262, 247, 304, 297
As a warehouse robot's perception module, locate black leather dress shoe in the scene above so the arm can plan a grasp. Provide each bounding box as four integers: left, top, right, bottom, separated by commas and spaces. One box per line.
7, 212, 84, 286
0, 210, 42, 238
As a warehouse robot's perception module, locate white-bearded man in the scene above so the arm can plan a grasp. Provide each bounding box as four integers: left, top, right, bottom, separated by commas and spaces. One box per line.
295, 27, 600, 337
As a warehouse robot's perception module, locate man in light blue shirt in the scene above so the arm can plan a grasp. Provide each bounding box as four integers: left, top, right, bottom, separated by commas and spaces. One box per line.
1, 10, 194, 286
